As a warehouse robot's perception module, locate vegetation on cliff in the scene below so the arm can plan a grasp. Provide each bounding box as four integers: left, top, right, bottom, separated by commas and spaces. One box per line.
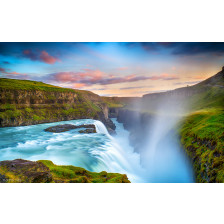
180, 108, 224, 182
116, 68, 224, 183
0, 159, 130, 183
179, 69, 224, 182
0, 78, 114, 132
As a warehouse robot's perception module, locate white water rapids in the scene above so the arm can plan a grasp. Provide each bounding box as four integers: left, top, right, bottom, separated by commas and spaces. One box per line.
0, 118, 194, 182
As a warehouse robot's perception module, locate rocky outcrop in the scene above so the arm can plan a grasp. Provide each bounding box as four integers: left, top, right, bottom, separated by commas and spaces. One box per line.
0, 159, 53, 183
44, 124, 96, 133
0, 159, 131, 183
108, 107, 120, 118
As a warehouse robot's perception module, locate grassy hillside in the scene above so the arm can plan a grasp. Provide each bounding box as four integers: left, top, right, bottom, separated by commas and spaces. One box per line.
0, 78, 111, 128
180, 108, 224, 182
179, 69, 224, 182
0, 159, 130, 183
0, 78, 77, 92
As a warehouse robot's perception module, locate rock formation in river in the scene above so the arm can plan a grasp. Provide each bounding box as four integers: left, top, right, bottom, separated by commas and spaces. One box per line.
44, 124, 96, 133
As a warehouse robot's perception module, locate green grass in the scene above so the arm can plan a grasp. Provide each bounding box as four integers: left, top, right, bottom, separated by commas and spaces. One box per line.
187, 86, 224, 111
0, 159, 130, 183
0, 78, 76, 92
38, 160, 130, 183
0, 78, 108, 126
180, 108, 224, 182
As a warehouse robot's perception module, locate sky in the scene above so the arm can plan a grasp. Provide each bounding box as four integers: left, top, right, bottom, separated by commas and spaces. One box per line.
0, 42, 224, 97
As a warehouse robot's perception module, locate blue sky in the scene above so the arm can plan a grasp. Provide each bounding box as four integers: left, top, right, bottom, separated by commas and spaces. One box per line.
0, 42, 224, 96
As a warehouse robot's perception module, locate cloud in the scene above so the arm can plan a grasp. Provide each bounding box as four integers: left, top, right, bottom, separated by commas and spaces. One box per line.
157, 42, 224, 56
2, 61, 10, 65
124, 42, 224, 57
48, 69, 155, 87
23, 50, 59, 64
0, 67, 6, 73
47, 69, 179, 89
0, 67, 28, 79
73, 83, 86, 88
120, 85, 153, 90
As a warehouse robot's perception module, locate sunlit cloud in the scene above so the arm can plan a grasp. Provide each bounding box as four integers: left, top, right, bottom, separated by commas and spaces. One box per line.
47, 69, 162, 88
0, 67, 28, 79
23, 50, 60, 64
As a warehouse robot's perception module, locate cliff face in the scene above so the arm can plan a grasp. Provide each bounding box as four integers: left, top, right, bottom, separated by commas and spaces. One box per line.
115, 68, 224, 183
0, 78, 115, 132
117, 109, 155, 154
180, 110, 224, 183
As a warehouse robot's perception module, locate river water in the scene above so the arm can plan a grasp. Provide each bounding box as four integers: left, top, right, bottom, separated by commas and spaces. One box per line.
0, 118, 194, 183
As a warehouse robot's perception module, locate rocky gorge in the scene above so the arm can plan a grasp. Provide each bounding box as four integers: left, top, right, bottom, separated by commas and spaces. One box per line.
108, 67, 224, 182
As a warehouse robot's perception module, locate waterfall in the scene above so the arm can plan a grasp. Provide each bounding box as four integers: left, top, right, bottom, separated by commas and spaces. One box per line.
93, 120, 145, 182
94, 120, 111, 137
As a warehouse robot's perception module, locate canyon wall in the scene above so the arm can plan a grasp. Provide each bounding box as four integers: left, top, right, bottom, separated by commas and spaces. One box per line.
0, 79, 115, 133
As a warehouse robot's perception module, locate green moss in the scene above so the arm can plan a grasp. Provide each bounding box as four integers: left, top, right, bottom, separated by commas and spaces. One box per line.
33, 115, 43, 121
179, 109, 224, 183
0, 104, 16, 110
25, 108, 33, 113
38, 160, 130, 183
0, 78, 77, 93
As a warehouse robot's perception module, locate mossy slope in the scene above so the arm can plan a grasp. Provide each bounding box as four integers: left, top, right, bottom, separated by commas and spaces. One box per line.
179, 69, 224, 182
0, 159, 130, 183
0, 78, 112, 129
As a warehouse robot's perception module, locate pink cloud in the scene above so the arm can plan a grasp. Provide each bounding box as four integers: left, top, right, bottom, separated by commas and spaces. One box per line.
73, 83, 87, 88
23, 49, 59, 64
39, 51, 59, 64
0, 67, 6, 73
47, 69, 179, 89
48, 69, 152, 87
0, 67, 28, 79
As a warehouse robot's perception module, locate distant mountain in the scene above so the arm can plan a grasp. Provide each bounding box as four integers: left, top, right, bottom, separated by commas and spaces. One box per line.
141, 66, 224, 111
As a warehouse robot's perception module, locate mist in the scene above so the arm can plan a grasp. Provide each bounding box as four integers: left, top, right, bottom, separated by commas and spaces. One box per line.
122, 92, 195, 182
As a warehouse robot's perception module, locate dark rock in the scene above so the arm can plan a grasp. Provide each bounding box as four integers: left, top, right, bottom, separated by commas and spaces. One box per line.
107, 127, 116, 135
79, 128, 96, 134
45, 124, 96, 133
45, 124, 78, 133
0, 159, 53, 183
0, 173, 7, 183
